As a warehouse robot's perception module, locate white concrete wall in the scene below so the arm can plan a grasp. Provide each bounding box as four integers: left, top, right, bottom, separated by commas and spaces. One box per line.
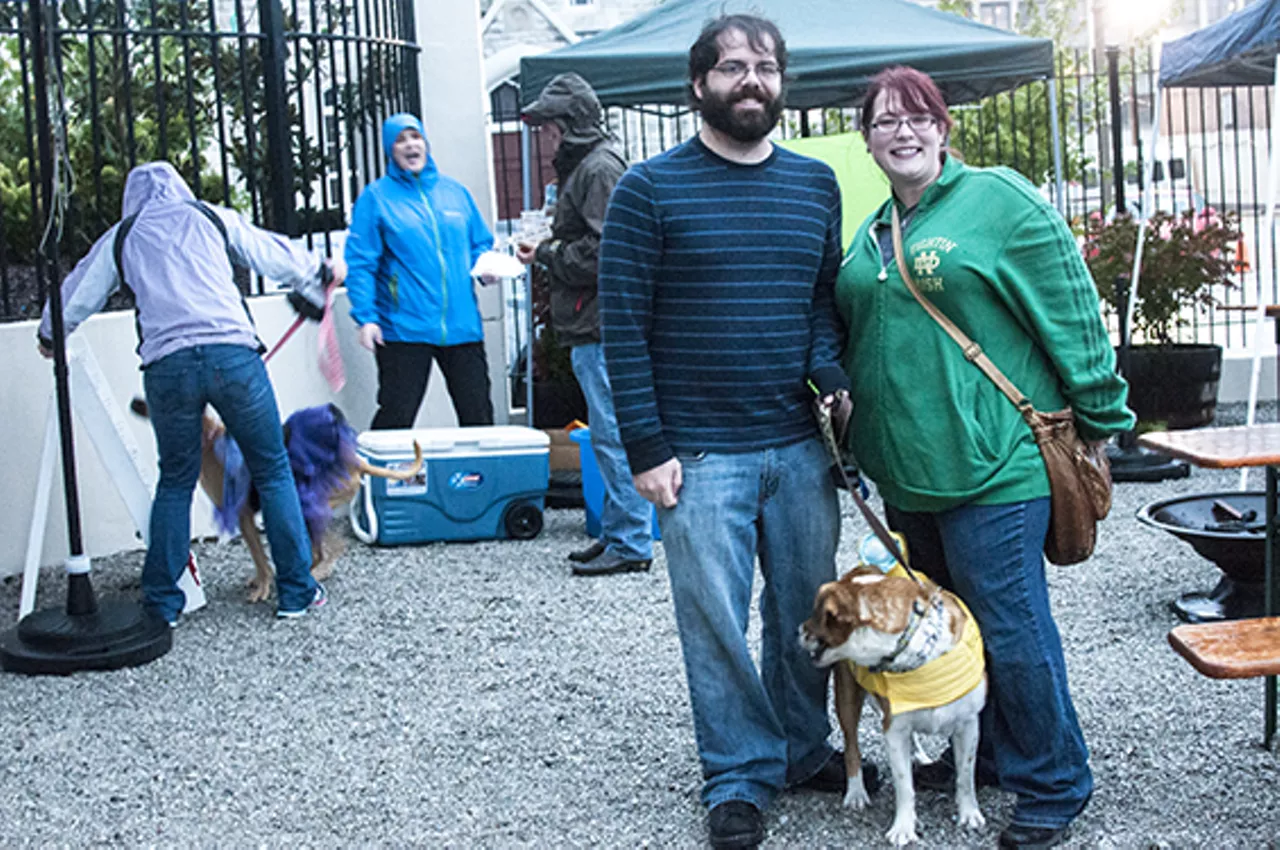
0, 287, 498, 580
417, 0, 510, 424
0, 2, 507, 581
1221, 349, 1279, 404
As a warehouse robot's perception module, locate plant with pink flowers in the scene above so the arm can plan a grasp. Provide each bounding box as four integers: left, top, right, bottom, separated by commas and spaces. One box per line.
1083, 208, 1242, 343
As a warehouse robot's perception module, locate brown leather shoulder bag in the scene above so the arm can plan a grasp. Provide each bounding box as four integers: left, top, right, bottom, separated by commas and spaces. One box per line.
890, 206, 1111, 565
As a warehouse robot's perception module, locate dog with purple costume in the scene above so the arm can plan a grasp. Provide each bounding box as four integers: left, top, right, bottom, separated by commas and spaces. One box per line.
137, 399, 422, 602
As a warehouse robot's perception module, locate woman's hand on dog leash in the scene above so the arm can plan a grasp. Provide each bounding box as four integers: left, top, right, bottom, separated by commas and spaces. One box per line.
358, 323, 384, 351
634, 457, 682, 509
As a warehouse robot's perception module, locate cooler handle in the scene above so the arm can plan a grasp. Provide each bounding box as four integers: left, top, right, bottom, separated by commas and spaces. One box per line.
349, 476, 378, 544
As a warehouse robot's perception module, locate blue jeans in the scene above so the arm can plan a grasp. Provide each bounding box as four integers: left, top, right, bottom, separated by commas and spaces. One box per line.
571, 343, 652, 560
657, 437, 838, 810
884, 498, 1092, 829
141, 345, 317, 621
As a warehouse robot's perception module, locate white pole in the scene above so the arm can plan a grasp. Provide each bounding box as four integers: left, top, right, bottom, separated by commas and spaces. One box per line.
1239, 56, 1280, 490
521, 122, 535, 423
1125, 88, 1162, 339
19, 398, 59, 620
1048, 78, 1066, 217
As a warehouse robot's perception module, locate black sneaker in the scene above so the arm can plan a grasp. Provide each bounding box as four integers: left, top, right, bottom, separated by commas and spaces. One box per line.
793, 751, 882, 796
571, 551, 652, 576
567, 540, 606, 563
913, 749, 999, 791
998, 823, 1068, 849
708, 800, 764, 850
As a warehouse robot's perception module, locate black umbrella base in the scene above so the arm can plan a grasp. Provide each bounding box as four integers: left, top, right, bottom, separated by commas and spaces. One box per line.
1, 599, 172, 675
1108, 444, 1192, 483
1170, 576, 1266, 623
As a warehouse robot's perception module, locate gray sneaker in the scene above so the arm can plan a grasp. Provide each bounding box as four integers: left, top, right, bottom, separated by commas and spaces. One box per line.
277, 582, 327, 619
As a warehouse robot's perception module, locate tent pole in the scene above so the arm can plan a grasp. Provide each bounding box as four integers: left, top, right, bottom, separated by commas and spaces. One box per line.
1048, 77, 1066, 217
1108, 63, 1188, 484
1125, 89, 1161, 340
521, 122, 534, 423
1239, 57, 1280, 490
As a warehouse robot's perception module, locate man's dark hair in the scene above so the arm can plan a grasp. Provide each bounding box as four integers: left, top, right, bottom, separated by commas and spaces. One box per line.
686, 13, 788, 105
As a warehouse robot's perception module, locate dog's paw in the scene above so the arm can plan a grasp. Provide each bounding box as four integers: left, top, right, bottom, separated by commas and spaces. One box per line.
843, 781, 871, 810
311, 562, 334, 581
956, 805, 985, 831
885, 819, 918, 847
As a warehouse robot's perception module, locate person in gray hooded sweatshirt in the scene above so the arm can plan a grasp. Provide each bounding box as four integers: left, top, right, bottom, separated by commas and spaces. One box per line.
37, 161, 334, 623
517, 72, 654, 576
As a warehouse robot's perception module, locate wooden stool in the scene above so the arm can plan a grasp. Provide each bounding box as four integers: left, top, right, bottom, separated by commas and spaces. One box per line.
1169, 618, 1280, 679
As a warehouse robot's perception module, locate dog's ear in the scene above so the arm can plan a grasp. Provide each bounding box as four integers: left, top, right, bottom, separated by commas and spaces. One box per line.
818, 586, 859, 641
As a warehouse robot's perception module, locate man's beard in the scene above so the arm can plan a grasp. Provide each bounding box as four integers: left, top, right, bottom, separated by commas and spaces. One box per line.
698, 83, 785, 143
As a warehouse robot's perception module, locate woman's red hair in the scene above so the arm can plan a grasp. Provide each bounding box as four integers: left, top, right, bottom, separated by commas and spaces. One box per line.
860, 66, 953, 139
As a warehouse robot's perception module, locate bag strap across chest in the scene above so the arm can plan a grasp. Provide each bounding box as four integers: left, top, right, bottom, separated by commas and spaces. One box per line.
890, 204, 1035, 424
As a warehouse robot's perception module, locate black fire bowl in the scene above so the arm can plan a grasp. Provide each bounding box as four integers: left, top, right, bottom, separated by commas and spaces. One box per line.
1136, 491, 1269, 623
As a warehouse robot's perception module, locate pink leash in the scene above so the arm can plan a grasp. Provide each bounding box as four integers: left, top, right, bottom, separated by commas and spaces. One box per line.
262, 315, 306, 363
261, 278, 345, 393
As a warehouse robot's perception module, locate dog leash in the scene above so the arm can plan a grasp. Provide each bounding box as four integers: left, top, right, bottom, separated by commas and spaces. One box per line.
263, 315, 306, 363
262, 276, 342, 365
814, 401, 927, 588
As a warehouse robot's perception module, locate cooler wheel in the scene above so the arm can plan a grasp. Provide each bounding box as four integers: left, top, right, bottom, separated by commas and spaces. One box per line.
503, 501, 543, 540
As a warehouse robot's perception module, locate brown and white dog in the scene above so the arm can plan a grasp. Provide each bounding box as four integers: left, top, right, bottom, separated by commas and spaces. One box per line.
133, 398, 422, 602
799, 564, 988, 846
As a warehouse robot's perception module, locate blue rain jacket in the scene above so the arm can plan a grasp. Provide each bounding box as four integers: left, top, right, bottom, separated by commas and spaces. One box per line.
344, 114, 494, 345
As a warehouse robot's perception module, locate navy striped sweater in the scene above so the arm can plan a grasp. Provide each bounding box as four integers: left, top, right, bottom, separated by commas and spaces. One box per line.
599, 137, 849, 474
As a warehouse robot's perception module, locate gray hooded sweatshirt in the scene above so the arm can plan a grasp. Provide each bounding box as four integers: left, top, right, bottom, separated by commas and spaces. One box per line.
40, 162, 320, 365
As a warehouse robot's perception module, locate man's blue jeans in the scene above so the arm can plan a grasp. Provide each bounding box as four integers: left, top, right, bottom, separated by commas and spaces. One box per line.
571, 343, 652, 561
141, 344, 317, 621
885, 498, 1092, 829
657, 437, 838, 810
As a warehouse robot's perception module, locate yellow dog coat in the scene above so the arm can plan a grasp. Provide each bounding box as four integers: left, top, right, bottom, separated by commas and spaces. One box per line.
850, 563, 986, 717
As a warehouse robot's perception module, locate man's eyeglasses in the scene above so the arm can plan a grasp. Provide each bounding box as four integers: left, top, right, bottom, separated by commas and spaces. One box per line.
709, 60, 782, 82
869, 114, 938, 134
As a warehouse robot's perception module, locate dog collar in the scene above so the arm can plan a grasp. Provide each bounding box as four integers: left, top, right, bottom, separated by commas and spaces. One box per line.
869, 592, 947, 674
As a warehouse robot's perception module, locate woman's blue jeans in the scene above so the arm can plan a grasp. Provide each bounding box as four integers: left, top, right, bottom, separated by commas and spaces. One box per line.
657, 437, 839, 811
885, 498, 1093, 829
141, 345, 316, 621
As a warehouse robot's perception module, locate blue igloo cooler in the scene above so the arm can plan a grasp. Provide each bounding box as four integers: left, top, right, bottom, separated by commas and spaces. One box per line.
349, 426, 550, 544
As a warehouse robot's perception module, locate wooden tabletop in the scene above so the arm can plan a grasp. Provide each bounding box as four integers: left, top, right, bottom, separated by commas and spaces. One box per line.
1139, 423, 1280, 468
1169, 618, 1280, 679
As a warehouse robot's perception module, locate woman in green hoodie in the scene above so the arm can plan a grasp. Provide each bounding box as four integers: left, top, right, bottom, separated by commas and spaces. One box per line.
836, 67, 1134, 849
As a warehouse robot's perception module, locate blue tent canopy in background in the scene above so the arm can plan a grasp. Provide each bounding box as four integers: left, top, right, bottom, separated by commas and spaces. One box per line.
1160, 0, 1280, 88
519, 0, 1053, 109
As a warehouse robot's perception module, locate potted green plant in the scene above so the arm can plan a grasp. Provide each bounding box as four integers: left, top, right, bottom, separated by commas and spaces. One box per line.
1084, 207, 1242, 428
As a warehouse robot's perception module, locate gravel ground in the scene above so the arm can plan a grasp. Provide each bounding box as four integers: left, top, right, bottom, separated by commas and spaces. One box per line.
3, 404, 1280, 848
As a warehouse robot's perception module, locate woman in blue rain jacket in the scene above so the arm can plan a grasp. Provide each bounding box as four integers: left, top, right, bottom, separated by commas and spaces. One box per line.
345, 113, 496, 428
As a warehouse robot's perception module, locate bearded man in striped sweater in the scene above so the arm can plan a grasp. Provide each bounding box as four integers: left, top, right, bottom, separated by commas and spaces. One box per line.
598, 14, 878, 850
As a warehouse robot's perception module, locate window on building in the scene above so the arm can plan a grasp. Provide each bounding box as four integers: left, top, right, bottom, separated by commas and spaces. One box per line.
490, 81, 521, 123
979, 1, 1011, 29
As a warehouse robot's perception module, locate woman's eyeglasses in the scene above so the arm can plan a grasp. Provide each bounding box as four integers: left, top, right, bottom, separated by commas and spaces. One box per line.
869, 114, 938, 134
709, 60, 783, 82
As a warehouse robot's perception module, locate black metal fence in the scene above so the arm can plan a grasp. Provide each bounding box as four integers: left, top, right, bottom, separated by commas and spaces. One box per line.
492, 45, 1279, 352
0, 0, 419, 321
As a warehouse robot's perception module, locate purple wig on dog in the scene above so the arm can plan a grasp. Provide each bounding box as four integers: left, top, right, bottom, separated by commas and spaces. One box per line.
283, 403, 359, 542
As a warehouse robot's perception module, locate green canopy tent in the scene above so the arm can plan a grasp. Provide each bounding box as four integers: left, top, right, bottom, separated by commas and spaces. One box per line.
511, 0, 1063, 415
516, 0, 1065, 208
518, 0, 1054, 110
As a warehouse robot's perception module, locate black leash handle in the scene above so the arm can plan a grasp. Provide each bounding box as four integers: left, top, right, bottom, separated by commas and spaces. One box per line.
814, 402, 925, 587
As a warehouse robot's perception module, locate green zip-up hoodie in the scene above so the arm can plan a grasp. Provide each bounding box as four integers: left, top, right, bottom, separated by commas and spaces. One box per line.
837, 156, 1135, 513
